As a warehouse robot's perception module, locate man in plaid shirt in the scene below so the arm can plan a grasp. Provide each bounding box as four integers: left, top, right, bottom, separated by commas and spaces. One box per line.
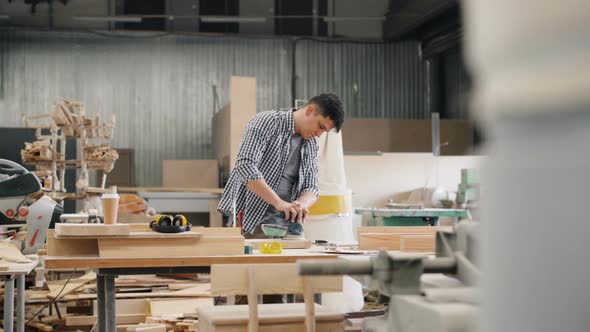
218, 93, 344, 238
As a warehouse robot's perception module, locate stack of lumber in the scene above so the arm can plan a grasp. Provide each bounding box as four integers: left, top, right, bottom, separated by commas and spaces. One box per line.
25, 273, 213, 332
47, 224, 245, 258
21, 140, 58, 162
357, 226, 453, 252
84, 144, 119, 172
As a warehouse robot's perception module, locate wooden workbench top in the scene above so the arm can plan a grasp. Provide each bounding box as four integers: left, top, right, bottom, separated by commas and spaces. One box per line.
44, 249, 339, 270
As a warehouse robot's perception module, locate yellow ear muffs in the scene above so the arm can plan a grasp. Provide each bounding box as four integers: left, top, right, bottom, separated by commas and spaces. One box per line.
172, 214, 188, 227
155, 214, 173, 226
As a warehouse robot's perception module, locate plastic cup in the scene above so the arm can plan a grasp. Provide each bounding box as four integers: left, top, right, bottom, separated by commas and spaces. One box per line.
101, 193, 120, 224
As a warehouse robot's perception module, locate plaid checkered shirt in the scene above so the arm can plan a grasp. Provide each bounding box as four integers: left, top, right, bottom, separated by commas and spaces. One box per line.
217, 109, 319, 234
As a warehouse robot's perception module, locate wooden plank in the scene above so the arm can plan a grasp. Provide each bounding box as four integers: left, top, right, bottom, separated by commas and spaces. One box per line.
98, 235, 242, 258
211, 264, 342, 296
209, 198, 223, 227
47, 272, 96, 299
358, 233, 403, 250
119, 186, 224, 194
66, 313, 146, 326
162, 160, 219, 189
44, 251, 338, 270
47, 235, 99, 256
400, 234, 436, 253
127, 324, 167, 332
170, 283, 211, 295
147, 298, 213, 317
198, 303, 343, 332
192, 227, 241, 236
247, 266, 259, 332
357, 226, 451, 250
0, 242, 32, 263
245, 238, 311, 250
55, 223, 130, 236
55, 231, 202, 240
93, 299, 146, 316
357, 226, 452, 235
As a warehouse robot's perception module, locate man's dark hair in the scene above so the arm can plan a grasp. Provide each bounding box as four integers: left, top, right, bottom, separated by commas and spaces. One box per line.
308, 93, 344, 132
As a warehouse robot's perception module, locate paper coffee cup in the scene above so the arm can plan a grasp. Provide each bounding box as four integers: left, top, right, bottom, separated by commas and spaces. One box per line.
101, 193, 120, 224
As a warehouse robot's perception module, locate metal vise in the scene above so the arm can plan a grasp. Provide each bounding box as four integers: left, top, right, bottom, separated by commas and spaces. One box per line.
298, 222, 480, 332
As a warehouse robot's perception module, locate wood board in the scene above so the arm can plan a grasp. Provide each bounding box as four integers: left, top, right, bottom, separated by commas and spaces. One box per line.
47, 235, 99, 256
198, 303, 343, 332
47, 272, 96, 299
400, 234, 436, 253
66, 313, 146, 326
55, 223, 130, 237
245, 238, 311, 249
357, 226, 451, 250
55, 231, 202, 240
210, 263, 342, 296
147, 298, 213, 317
98, 235, 244, 258
0, 242, 32, 263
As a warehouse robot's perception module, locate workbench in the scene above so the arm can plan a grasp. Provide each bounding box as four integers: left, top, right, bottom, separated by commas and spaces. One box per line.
355, 207, 471, 226
1, 258, 39, 332
44, 250, 338, 332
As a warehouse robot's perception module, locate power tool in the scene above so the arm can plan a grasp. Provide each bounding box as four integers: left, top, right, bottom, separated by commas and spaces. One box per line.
150, 214, 191, 233
0, 159, 62, 254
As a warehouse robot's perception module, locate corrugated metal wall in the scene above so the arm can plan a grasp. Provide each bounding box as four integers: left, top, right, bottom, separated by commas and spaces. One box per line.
0, 30, 426, 185
443, 50, 471, 119
295, 40, 427, 119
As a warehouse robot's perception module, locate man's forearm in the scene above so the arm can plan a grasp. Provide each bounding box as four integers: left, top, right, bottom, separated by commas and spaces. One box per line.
246, 179, 282, 207
296, 191, 317, 208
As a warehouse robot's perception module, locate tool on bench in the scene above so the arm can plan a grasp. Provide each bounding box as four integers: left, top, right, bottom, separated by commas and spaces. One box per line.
257, 224, 286, 254
150, 214, 191, 233
0, 159, 63, 254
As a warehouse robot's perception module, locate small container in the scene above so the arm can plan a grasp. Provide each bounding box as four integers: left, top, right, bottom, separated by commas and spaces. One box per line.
260, 241, 283, 254
244, 245, 253, 255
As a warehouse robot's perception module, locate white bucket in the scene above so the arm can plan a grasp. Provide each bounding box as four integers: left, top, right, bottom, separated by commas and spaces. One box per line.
304, 189, 354, 243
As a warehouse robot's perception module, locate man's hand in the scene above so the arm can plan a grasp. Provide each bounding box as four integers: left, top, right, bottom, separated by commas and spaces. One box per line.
274, 200, 299, 223
274, 200, 309, 223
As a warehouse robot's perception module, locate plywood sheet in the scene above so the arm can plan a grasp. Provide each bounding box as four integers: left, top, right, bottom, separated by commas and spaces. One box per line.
210, 263, 342, 296
162, 160, 219, 188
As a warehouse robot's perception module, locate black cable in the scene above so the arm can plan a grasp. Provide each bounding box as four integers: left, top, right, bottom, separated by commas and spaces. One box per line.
25, 268, 78, 326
